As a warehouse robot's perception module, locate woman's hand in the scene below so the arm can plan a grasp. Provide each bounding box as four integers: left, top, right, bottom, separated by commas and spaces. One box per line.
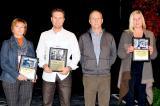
127, 45, 134, 54
149, 46, 153, 55
31, 75, 38, 83
17, 74, 27, 81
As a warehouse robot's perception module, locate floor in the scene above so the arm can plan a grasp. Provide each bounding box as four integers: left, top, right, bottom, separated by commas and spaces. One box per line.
0, 86, 125, 106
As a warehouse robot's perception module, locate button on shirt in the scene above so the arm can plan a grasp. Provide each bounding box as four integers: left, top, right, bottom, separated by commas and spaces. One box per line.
36, 28, 80, 82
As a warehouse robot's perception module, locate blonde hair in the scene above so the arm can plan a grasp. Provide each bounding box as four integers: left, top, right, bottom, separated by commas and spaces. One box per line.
129, 10, 146, 32
11, 18, 27, 35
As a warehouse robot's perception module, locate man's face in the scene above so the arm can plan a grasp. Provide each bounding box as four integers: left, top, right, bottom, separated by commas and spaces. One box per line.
51, 11, 65, 29
89, 11, 103, 29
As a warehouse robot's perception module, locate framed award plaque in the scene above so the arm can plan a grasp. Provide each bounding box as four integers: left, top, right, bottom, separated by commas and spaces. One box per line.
19, 55, 38, 80
49, 47, 68, 72
132, 38, 150, 61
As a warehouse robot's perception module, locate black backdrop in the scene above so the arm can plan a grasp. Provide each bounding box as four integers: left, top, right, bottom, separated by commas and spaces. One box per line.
1, 0, 159, 95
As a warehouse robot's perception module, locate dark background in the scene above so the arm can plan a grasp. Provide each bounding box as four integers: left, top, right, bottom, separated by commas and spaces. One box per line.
0, 0, 159, 96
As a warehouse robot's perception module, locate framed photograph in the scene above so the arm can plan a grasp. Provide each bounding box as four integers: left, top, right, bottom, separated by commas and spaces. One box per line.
19, 55, 38, 80
49, 47, 68, 72
132, 38, 150, 61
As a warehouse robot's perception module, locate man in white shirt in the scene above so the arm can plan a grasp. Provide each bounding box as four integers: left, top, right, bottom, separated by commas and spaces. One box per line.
36, 8, 80, 106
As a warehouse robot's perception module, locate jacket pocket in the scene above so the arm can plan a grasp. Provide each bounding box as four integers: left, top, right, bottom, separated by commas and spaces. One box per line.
98, 59, 110, 70
84, 59, 97, 70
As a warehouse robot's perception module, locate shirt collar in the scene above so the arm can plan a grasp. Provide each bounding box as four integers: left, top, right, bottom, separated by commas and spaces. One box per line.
52, 27, 64, 34
90, 28, 103, 37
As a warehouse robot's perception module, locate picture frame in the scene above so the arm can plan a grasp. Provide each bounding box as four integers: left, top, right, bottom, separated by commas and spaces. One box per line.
132, 38, 150, 61
49, 47, 68, 72
19, 55, 38, 80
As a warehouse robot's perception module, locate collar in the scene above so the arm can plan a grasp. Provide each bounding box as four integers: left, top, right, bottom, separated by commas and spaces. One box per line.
89, 28, 103, 36
10, 36, 28, 49
52, 27, 64, 34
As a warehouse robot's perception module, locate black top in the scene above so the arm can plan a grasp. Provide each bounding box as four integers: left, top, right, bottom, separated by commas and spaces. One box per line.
131, 33, 145, 78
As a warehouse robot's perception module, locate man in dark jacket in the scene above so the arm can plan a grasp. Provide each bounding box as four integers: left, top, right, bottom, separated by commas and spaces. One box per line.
79, 10, 117, 106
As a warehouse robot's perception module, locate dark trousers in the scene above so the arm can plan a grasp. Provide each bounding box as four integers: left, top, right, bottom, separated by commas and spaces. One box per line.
125, 79, 146, 106
125, 62, 146, 106
42, 74, 72, 106
2, 80, 33, 106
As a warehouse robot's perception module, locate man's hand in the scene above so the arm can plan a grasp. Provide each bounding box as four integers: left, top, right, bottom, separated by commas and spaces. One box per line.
59, 66, 72, 75
43, 64, 52, 73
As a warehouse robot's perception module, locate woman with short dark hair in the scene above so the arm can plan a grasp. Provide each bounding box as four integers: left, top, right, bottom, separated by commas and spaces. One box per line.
0, 18, 36, 106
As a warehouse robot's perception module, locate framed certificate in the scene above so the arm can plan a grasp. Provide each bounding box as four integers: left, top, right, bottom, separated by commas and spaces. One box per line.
49, 47, 68, 72
19, 55, 38, 80
132, 38, 150, 61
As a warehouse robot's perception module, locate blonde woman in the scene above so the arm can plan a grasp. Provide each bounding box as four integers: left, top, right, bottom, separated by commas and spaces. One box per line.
0, 18, 35, 106
118, 10, 157, 105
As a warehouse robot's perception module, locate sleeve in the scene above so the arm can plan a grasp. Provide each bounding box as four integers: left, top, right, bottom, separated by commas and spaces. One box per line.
118, 31, 131, 59
36, 33, 47, 67
0, 40, 19, 78
78, 36, 83, 64
110, 36, 117, 65
68, 34, 80, 70
150, 32, 157, 59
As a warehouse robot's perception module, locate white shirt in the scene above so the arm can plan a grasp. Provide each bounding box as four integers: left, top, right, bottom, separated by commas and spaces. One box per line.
36, 28, 80, 82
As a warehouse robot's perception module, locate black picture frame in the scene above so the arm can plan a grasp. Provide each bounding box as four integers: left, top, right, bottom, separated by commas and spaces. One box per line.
132, 37, 150, 61
19, 55, 38, 80
49, 47, 68, 72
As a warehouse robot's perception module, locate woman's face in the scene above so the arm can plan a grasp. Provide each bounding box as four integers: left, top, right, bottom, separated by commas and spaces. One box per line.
133, 13, 143, 29
12, 22, 26, 38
